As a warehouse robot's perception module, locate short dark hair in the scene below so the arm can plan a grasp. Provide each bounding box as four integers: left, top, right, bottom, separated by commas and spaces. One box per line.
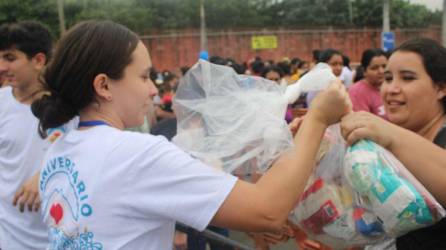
395, 38, 446, 112
343, 55, 350, 69
318, 49, 342, 63
361, 48, 387, 70
31, 20, 139, 137
0, 21, 52, 60
250, 59, 265, 75
261, 65, 284, 79
277, 61, 291, 75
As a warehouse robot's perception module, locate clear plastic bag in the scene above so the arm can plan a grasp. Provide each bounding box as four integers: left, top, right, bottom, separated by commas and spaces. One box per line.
172, 60, 294, 174
289, 126, 446, 249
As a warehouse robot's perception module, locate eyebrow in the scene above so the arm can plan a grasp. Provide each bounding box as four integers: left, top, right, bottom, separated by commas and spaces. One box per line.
384, 69, 417, 75
399, 70, 416, 75
2, 52, 14, 57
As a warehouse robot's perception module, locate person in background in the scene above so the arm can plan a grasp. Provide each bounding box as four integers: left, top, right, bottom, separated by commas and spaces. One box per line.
348, 48, 388, 119
261, 65, 284, 84
250, 57, 265, 77
306, 49, 344, 106
340, 55, 354, 88
289, 57, 302, 82
318, 49, 344, 77
0, 21, 76, 249
277, 60, 294, 85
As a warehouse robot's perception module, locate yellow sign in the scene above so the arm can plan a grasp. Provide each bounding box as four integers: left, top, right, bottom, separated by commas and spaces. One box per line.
251, 36, 278, 50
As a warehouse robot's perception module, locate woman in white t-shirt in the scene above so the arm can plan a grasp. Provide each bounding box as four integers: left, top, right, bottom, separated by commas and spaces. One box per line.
31, 20, 351, 249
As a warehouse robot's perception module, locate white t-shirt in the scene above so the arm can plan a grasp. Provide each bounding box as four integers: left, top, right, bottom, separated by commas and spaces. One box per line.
0, 87, 76, 249
40, 125, 237, 249
340, 66, 354, 88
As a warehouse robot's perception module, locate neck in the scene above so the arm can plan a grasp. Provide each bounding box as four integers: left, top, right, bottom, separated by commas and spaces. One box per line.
79, 105, 125, 130
364, 79, 380, 90
417, 112, 446, 141
12, 82, 42, 105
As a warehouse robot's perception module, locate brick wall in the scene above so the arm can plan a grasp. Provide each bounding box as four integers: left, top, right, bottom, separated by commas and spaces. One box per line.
141, 27, 441, 71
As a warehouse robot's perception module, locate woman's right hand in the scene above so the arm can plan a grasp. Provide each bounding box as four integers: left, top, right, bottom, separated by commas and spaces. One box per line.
306, 79, 351, 126
340, 111, 397, 148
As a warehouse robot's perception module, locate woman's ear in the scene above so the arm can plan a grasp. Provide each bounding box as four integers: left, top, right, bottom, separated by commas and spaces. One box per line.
436, 82, 446, 100
93, 74, 112, 102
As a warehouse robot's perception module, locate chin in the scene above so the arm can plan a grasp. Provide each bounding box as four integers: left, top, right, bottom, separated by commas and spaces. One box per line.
387, 115, 407, 127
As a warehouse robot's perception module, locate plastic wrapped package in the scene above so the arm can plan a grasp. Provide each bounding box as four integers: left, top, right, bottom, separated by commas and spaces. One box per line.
172, 59, 294, 175
289, 126, 386, 249
344, 140, 445, 237
290, 125, 445, 249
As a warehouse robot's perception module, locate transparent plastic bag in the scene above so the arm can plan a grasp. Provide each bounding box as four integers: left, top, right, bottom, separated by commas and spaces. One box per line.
172, 60, 294, 174
289, 126, 446, 249
344, 139, 445, 237
289, 125, 385, 249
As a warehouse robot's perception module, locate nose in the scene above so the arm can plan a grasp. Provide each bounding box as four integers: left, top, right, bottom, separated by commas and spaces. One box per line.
385, 79, 402, 94
378, 66, 385, 75
0, 59, 8, 75
148, 79, 159, 97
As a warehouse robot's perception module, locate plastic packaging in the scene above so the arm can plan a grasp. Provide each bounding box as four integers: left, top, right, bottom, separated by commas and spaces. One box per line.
173, 60, 294, 174
289, 126, 445, 249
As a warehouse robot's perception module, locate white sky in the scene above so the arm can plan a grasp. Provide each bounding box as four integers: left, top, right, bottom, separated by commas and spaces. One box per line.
408, 0, 443, 10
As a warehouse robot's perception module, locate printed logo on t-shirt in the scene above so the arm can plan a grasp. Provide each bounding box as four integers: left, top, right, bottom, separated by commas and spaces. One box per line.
40, 156, 103, 249
47, 127, 65, 143
42, 127, 67, 152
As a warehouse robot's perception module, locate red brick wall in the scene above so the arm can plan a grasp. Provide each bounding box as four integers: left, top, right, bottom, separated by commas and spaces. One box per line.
141, 27, 441, 71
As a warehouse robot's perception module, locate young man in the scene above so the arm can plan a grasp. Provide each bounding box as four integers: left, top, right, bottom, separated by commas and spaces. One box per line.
0, 21, 71, 249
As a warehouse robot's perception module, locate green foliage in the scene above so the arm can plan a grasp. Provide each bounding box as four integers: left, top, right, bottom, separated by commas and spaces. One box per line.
0, 0, 442, 37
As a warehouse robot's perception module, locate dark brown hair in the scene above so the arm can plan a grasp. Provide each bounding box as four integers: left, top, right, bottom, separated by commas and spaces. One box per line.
31, 20, 139, 137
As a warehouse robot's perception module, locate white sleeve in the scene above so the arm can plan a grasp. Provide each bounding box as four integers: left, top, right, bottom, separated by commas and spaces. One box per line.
120, 134, 237, 231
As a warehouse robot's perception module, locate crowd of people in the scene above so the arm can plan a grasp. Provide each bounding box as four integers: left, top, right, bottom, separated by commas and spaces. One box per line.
0, 19, 444, 250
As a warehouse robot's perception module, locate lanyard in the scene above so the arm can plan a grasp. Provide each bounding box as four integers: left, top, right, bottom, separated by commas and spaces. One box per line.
78, 120, 110, 128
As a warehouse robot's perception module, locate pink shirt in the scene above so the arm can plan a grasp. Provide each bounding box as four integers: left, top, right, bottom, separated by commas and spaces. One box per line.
348, 80, 387, 119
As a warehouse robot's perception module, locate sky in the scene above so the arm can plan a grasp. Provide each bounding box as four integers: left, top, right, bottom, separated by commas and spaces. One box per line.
408, 0, 443, 10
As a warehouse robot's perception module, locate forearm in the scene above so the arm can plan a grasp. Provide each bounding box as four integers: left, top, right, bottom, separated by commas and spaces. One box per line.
254, 113, 327, 224
388, 127, 446, 205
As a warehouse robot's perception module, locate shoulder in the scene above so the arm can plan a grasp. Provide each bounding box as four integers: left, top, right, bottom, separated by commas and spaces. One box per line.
105, 128, 171, 158
0, 86, 12, 100
348, 81, 366, 96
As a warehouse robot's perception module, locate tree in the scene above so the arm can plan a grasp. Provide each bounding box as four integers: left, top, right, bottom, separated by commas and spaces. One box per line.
0, 0, 441, 37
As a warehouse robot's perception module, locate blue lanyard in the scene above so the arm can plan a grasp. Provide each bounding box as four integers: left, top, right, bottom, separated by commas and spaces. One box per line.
78, 120, 110, 128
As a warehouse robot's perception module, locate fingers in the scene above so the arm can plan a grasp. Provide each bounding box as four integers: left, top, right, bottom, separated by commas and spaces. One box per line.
13, 186, 40, 212
27, 191, 39, 212
289, 116, 305, 136
18, 191, 30, 213
34, 196, 41, 212
13, 187, 25, 207
340, 112, 376, 145
345, 127, 371, 145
